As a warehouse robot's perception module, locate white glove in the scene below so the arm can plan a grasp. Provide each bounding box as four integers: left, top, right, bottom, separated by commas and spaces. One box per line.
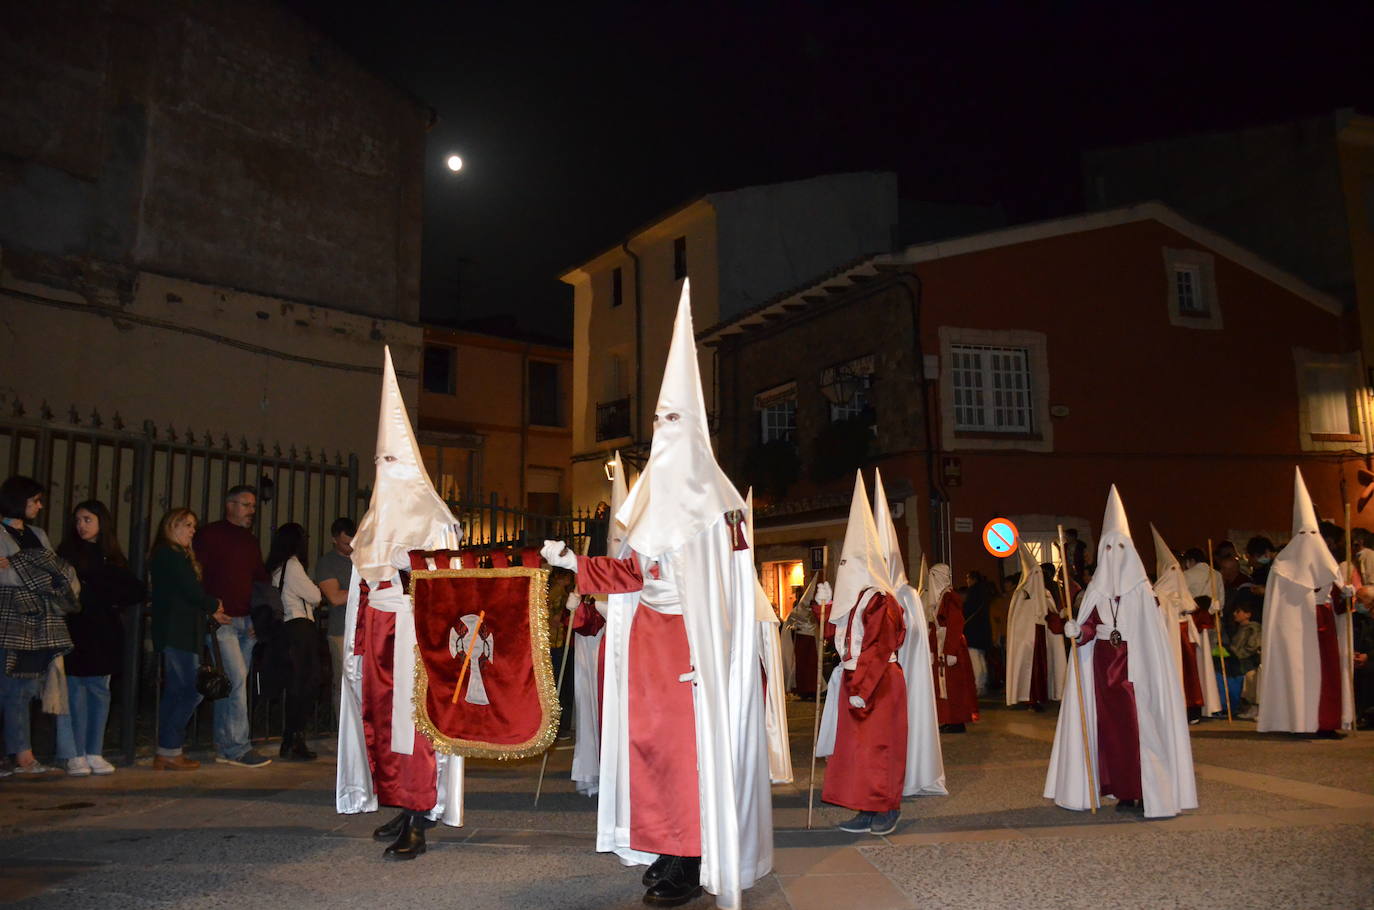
815, 582, 833, 604
945, 654, 958, 667
1342, 584, 1357, 601
565, 592, 581, 612
1062, 620, 1080, 639
848, 695, 866, 709
1208, 601, 1222, 615
541, 540, 577, 571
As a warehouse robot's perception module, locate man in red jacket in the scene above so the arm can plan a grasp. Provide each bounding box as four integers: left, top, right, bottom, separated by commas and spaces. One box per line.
194, 485, 272, 767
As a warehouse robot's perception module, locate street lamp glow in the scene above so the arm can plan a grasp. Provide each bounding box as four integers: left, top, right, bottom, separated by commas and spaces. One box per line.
446, 154, 463, 172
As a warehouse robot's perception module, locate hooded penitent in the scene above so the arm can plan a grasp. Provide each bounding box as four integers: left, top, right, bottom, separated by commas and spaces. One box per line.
1005, 542, 1066, 706
1258, 468, 1354, 732
1150, 525, 1220, 716
337, 346, 464, 824
1044, 486, 1196, 819
871, 468, 946, 796
746, 489, 793, 786
593, 281, 771, 910
815, 473, 895, 758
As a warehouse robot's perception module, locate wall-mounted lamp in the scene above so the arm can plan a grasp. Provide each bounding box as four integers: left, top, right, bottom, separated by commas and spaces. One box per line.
605, 460, 617, 481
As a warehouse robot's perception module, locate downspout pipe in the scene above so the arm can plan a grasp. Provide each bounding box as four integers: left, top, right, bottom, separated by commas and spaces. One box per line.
622, 241, 644, 443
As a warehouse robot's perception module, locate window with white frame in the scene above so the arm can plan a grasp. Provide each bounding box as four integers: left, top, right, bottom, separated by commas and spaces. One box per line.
1163, 247, 1221, 328
1294, 348, 1362, 446
938, 327, 1052, 453
755, 382, 797, 444
950, 344, 1033, 433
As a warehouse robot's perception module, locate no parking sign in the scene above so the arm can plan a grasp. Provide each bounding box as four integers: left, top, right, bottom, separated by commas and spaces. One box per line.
982, 517, 1018, 557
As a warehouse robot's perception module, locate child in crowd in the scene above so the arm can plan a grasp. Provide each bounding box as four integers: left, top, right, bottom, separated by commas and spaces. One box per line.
1215, 602, 1260, 719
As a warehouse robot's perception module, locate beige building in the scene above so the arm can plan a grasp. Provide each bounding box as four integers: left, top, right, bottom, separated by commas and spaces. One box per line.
558, 172, 904, 512
416, 327, 572, 519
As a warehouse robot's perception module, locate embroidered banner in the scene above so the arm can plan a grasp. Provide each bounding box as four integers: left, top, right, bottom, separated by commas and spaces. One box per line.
408, 554, 559, 759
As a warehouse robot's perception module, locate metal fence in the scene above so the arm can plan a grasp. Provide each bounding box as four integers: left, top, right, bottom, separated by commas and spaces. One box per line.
449, 493, 596, 554
1, 409, 359, 761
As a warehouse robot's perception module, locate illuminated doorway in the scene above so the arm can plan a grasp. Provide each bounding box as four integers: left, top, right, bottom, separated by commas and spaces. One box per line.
761, 559, 806, 620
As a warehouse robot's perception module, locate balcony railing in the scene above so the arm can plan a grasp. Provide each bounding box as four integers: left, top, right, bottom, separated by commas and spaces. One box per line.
596, 396, 631, 441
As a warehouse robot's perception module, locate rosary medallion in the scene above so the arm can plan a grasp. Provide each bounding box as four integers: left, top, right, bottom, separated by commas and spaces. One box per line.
1109, 629, 1123, 648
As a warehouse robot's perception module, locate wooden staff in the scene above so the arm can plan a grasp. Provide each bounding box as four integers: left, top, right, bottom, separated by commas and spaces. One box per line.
806, 578, 827, 830
1207, 540, 1234, 724
450, 610, 487, 704
1345, 504, 1358, 737
534, 609, 575, 807
1058, 525, 1097, 814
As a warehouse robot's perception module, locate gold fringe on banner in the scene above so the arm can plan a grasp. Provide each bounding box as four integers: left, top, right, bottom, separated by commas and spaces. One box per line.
409, 566, 560, 760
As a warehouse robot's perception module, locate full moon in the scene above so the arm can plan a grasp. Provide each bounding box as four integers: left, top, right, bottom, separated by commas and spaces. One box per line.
446, 154, 463, 172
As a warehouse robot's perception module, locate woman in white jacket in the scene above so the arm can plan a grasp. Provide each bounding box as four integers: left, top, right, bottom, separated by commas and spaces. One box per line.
266, 522, 323, 761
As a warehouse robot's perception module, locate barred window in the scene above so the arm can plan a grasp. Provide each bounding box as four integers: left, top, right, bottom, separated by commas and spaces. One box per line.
950, 344, 1032, 433
1174, 266, 1206, 315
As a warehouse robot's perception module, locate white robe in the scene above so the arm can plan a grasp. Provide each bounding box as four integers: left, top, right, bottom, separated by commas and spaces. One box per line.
1256, 573, 1355, 732
335, 568, 464, 825
1157, 564, 1221, 716
1005, 587, 1066, 705
1044, 578, 1197, 818
571, 600, 606, 796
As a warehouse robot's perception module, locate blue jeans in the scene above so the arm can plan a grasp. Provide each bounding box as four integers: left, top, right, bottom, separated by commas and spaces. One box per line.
158, 648, 202, 753
211, 616, 255, 759
1215, 670, 1245, 715
64, 675, 111, 757
0, 648, 42, 755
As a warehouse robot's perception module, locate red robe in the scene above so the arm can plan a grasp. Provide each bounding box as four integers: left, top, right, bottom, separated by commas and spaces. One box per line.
357, 578, 440, 812
1049, 607, 1142, 801
1178, 621, 1203, 708
930, 590, 978, 724
822, 591, 907, 812
576, 555, 700, 857
1317, 584, 1352, 732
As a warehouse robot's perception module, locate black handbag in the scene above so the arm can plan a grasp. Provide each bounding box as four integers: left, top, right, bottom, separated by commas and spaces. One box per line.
196, 630, 232, 700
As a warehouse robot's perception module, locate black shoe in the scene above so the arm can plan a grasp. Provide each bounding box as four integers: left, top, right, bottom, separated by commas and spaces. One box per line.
939, 723, 966, 734
642, 854, 673, 888
836, 811, 874, 833
1314, 729, 1345, 740
287, 733, 317, 761
383, 815, 427, 860
1031, 702, 1045, 713
1115, 799, 1140, 812
373, 811, 408, 841
643, 856, 702, 906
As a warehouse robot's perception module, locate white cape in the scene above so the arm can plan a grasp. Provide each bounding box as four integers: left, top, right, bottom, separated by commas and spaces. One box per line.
1256, 573, 1355, 732
1005, 583, 1066, 706
595, 521, 772, 910
335, 569, 464, 824
1043, 579, 1197, 817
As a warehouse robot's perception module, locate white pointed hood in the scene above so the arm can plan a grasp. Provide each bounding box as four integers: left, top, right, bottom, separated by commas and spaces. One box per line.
1084, 486, 1149, 600
618, 280, 744, 557
351, 346, 462, 586
1150, 524, 1194, 618
871, 468, 910, 591
922, 562, 952, 619
607, 450, 629, 557
1013, 542, 1048, 605
1273, 466, 1340, 589
831, 472, 894, 621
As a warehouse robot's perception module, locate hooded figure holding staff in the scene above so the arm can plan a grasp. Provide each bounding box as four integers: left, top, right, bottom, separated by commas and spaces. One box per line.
1005, 542, 1066, 711
541, 281, 774, 909
1044, 486, 1196, 817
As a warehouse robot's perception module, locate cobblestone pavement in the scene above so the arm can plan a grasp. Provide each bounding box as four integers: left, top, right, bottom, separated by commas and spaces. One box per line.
2, 701, 1371, 909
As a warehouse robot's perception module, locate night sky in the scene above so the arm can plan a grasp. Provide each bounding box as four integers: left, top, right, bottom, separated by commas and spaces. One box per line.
282, 1, 1371, 343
